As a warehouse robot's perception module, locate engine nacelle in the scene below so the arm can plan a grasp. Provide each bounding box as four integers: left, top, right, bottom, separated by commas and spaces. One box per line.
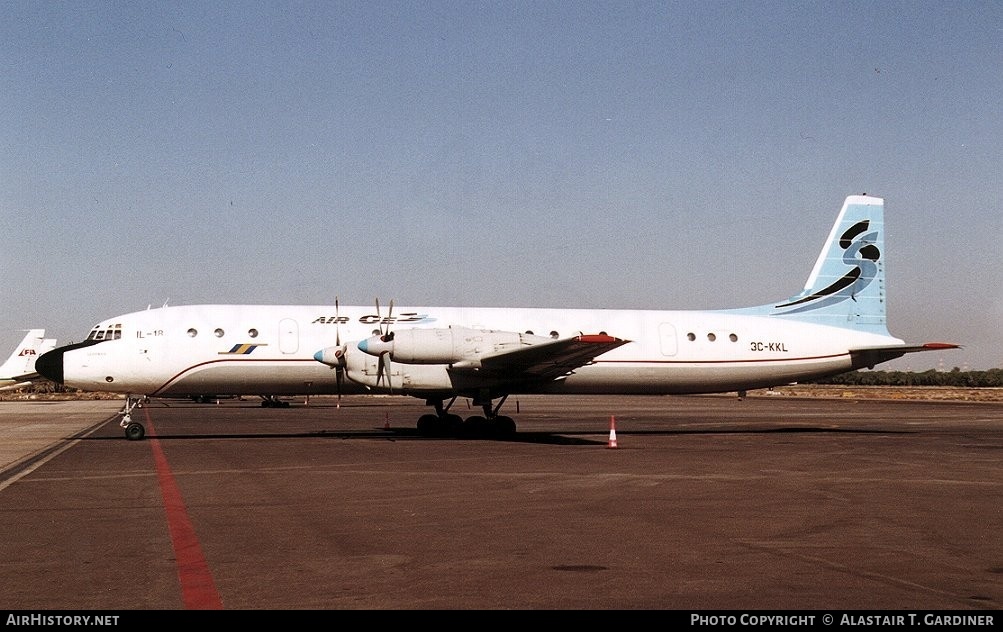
357, 327, 553, 366
341, 345, 455, 392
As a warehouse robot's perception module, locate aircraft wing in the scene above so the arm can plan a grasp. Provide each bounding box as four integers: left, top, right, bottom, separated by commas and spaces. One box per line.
7, 372, 41, 383
455, 333, 629, 382
849, 342, 961, 369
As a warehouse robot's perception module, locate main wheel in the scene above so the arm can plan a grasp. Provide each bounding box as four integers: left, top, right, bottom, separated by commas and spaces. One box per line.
461, 415, 488, 437
443, 413, 463, 436
417, 414, 438, 436
492, 415, 517, 437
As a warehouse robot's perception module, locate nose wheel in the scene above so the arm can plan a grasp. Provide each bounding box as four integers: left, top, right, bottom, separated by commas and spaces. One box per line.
124, 422, 145, 441
118, 396, 147, 441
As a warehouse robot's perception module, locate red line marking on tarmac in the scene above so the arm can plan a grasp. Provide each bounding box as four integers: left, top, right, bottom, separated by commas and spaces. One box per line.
144, 407, 223, 610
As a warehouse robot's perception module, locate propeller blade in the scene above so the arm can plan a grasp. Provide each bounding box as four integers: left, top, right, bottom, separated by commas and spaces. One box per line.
377, 351, 393, 393
327, 296, 344, 407
383, 299, 394, 341
335, 297, 342, 408
315, 344, 348, 406
336, 366, 343, 407
374, 297, 396, 342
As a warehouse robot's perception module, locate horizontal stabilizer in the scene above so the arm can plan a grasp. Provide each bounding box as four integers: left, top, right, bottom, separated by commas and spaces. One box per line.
849, 342, 961, 370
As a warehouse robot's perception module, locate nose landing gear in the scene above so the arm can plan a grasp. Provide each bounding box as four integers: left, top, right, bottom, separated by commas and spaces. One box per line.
117, 396, 147, 440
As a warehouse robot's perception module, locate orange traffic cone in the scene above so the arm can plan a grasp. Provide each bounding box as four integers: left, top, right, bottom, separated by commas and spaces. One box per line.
607, 415, 618, 449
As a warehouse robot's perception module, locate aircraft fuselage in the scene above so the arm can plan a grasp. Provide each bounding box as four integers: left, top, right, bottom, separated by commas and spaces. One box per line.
43, 303, 902, 398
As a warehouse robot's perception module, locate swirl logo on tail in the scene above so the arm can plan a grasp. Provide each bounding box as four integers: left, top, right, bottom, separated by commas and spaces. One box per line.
775, 220, 880, 313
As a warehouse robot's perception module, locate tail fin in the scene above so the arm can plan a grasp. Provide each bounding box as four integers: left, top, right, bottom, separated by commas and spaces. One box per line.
0, 329, 48, 379
732, 195, 891, 335
39, 338, 58, 356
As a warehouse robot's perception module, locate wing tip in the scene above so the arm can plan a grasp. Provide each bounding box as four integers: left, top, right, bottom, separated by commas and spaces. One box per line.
920, 342, 962, 351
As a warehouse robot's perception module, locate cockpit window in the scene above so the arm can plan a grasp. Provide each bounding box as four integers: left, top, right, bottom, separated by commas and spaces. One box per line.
87, 324, 122, 341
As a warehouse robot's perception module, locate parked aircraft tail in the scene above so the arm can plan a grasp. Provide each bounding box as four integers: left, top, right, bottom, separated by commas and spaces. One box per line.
0, 329, 58, 390
0, 329, 48, 379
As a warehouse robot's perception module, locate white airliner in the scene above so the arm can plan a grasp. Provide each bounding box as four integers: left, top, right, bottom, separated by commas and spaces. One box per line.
0, 329, 57, 392
37, 195, 958, 440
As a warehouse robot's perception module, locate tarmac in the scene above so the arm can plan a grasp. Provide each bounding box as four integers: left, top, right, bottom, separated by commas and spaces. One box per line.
0, 393, 1000, 611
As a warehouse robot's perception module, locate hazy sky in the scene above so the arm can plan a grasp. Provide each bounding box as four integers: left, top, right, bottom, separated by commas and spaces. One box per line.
2, 1, 1000, 371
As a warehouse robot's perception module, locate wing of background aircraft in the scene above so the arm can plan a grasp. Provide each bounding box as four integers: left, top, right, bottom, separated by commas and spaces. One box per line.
35, 194, 960, 441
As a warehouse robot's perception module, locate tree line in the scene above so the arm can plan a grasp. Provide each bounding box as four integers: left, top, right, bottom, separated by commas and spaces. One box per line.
809, 368, 1003, 388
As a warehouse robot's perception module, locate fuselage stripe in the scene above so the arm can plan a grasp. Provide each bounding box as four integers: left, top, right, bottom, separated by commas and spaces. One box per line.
150, 358, 316, 396
597, 351, 851, 365
148, 353, 851, 396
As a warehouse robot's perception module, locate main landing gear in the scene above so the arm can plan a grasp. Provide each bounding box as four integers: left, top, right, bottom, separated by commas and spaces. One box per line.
259, 395, 290, 408
416, 395, 517, 438
119, 396, 146, 441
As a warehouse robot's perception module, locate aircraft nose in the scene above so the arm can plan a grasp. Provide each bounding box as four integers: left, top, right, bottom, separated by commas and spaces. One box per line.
36, 347, 64, 384
35, 340, 105, 386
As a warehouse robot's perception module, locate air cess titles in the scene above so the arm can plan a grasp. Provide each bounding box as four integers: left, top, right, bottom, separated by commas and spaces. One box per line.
313, 313, 429, 326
